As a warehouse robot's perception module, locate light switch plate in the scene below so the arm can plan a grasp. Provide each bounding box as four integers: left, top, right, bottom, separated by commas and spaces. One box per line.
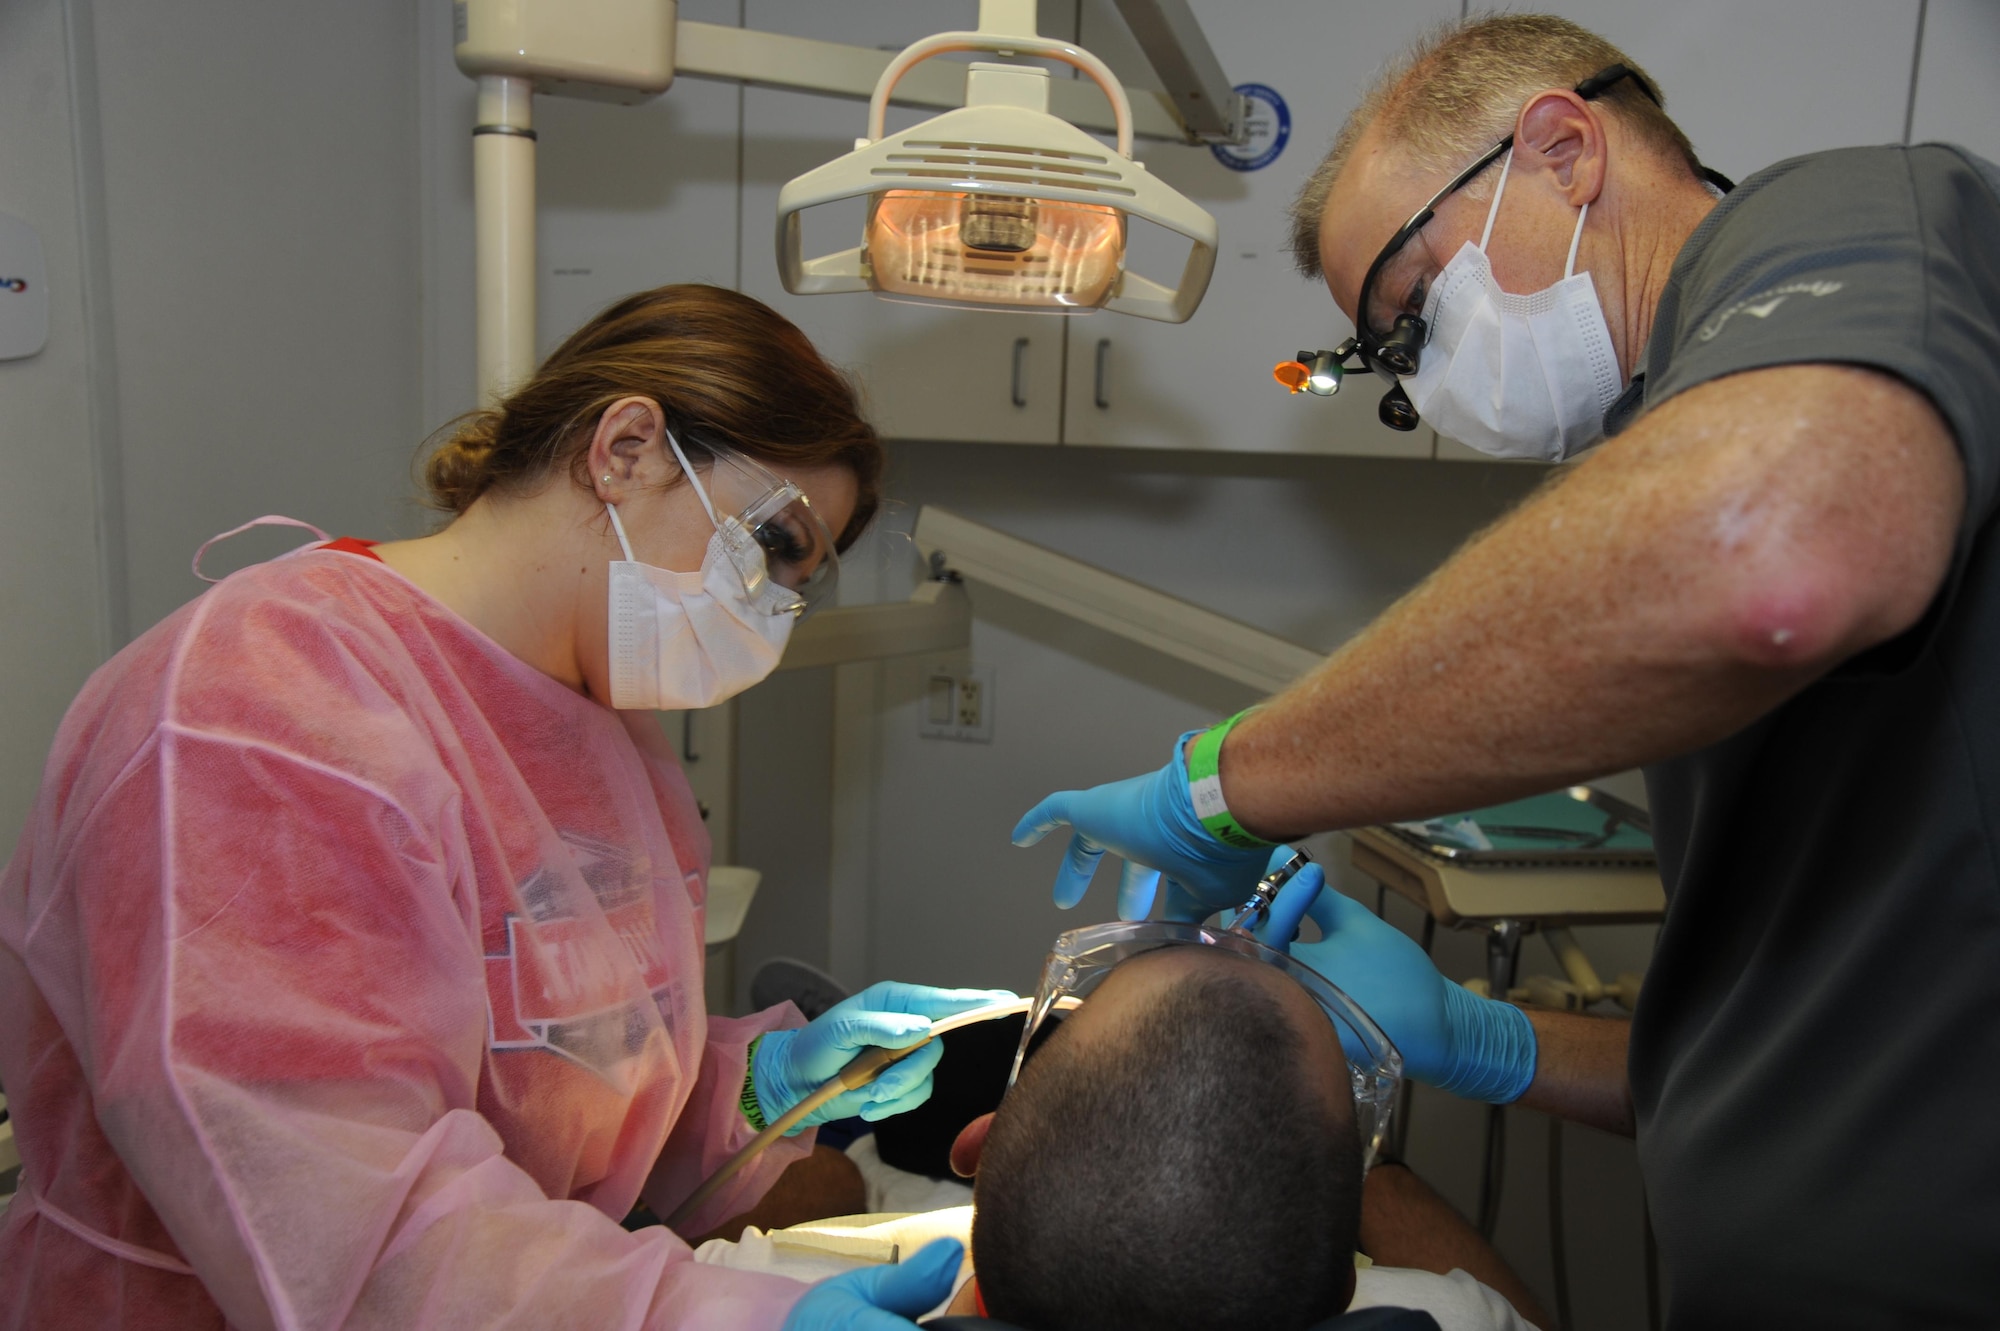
918, 665, 994, 743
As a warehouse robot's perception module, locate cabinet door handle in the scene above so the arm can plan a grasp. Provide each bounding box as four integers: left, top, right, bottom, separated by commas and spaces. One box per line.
1011, 337, 1030, 407
682, 711, 700, 763
1094, 338, 1111, 409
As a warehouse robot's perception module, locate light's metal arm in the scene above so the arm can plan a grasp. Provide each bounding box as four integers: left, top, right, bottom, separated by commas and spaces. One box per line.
776, 576, 972, 672
771, 506, 1329, 694
912, 507, 1324, 696
1108, 0, 1247, 144
673, 19, 1226, 147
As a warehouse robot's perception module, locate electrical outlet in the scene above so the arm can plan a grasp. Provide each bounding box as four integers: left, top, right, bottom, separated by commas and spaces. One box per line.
919, 666, 994, 743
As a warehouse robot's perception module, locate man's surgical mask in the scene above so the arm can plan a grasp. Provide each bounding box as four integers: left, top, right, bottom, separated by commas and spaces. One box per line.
1403, 150, 1623, 462
604, 434, 809, 711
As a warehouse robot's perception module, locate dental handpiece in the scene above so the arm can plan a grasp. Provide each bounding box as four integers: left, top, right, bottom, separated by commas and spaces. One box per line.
1227, 849, 1313, 937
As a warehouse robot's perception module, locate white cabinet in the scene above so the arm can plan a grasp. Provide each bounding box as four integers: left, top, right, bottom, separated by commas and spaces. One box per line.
736, 0, 1074, 446
1055, 0, 1457, 459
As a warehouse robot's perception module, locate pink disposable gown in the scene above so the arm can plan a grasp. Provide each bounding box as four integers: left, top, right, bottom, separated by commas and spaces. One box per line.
0, 544, 816, 1328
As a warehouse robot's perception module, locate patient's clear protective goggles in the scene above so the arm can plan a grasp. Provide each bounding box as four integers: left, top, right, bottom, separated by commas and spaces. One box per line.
1007, 920, 1404, 1170
680, 435, 842, 619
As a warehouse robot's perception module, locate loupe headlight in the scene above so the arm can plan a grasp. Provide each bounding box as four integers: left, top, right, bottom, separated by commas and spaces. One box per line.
1275, 348, 1344, 397
1272, 334, 1424, 432
1006, 921, 1403, 1170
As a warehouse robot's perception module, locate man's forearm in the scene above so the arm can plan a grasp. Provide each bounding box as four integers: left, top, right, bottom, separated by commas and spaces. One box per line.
1217, 366, 1962, 839
1515, 1008, 1635, 1137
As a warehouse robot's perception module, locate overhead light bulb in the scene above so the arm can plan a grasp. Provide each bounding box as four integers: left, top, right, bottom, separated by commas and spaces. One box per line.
777, 30, 1218, 323
1275, 350, 1342, 396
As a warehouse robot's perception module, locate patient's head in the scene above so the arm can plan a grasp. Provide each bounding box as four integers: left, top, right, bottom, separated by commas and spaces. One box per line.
968, 946, 1362, 1331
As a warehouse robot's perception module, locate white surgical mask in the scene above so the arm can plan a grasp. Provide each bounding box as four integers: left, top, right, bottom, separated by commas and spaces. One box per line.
1404, 150, 1623, 461
605, 436, 798, 711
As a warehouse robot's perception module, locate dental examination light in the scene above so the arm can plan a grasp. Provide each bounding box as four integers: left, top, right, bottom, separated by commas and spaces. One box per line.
775, 4, 1221, 321
455, 0, 1243, 400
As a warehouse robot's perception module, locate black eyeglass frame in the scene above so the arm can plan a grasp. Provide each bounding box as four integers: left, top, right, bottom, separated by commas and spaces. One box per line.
1314, 63, 1732, 431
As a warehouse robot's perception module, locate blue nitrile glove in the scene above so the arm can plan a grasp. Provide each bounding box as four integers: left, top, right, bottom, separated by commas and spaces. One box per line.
753, 983, 1017, 1132
1256, 864, 1537, 1104
781, 1237, 964, 1331
1013, 731, 1276, 922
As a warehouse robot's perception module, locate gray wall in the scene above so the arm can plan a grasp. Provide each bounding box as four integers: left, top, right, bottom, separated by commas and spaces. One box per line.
88, 1, 429, 622
0, 0, 113, 846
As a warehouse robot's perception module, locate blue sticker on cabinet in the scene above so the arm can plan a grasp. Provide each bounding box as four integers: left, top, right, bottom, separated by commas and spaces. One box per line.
1210, 84, 1291, 172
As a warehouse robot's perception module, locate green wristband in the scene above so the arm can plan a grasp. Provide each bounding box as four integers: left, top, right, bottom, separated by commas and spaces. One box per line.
741, 1035, 769, 1132
1186, 710, 1276, 850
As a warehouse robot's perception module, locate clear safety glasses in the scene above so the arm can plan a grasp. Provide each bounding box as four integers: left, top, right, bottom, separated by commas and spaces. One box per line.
692, 443, 842, 619
1006, 921, 1404, 1170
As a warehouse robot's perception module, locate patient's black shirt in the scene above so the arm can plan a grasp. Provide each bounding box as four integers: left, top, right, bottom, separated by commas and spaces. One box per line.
1619, 144, 2000, 1328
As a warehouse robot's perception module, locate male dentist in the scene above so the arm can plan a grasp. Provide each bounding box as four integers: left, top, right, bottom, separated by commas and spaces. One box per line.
1016, 14, 2000, 1327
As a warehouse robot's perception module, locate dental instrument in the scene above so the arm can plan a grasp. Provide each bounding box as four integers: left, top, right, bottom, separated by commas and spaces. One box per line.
665, 997, 1061, 1231
1226, 848, 1314, 937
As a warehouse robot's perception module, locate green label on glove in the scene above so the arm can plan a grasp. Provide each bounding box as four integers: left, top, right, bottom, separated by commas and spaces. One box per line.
741, 1034, 769, 1131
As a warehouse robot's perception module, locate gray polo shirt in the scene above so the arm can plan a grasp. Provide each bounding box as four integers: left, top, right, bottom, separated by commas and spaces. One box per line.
1623, 144, 2000, 1327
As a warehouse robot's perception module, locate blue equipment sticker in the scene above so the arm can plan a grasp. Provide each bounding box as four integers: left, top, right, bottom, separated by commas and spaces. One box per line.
1210, 84, 1290, 172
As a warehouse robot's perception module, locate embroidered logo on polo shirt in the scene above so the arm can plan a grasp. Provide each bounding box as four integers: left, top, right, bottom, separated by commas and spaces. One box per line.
1697, 280, 1844, 342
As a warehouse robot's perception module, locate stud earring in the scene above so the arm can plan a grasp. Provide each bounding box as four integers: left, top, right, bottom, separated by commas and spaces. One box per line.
603, 473, 614, 485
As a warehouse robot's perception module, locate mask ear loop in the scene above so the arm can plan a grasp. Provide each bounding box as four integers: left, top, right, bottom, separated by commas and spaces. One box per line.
664, 427, 723, 530
1563, 201, 1590, 279
604, 501, 638, 561
1476, 148, 1515, 252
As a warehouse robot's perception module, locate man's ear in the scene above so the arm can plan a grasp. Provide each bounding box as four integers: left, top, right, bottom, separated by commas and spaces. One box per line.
1515, 89, 1606, 206
950, 1112, 996, 1178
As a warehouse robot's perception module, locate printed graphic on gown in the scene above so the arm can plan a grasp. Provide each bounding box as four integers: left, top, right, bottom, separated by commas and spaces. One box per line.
485, 830, 679, 1091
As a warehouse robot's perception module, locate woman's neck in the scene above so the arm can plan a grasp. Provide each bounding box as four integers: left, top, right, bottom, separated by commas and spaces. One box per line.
374, 486, 600, 694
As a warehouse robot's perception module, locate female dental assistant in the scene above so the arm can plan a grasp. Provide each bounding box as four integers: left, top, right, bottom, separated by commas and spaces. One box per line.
0, 284, 1001, 1329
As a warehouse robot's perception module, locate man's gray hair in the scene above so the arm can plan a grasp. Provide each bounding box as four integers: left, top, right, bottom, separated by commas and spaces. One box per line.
1287, 13, 1700, 280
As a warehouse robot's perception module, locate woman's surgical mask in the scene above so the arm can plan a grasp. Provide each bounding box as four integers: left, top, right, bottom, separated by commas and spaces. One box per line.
605, 432, 840, 711
1403, 150, 1623, 462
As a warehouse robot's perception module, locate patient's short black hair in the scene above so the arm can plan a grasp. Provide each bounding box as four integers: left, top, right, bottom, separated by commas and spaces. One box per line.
972, 952, 1362, 1331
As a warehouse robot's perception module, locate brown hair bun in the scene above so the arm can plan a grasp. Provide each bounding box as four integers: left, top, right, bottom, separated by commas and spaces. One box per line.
416, 285, 882, 547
